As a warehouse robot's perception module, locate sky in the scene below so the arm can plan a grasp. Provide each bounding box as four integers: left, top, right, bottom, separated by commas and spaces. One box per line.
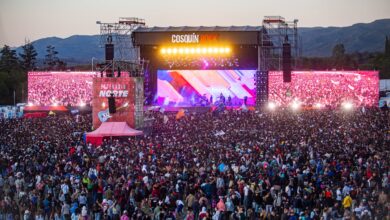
0, 0, 389, 47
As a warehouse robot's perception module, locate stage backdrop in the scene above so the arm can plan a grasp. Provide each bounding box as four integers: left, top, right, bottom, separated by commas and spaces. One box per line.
92, 77, 144, 130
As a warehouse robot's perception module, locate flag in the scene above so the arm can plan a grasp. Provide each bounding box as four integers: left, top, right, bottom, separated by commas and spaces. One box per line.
331, 80, 340, 85
175, 109, 185, 120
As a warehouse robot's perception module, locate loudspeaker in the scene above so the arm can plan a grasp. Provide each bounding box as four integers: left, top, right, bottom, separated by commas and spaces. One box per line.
105, 44, 114, 61
283, 42, 291, 83
108, 94, 116, 114
117, 67, 121, 77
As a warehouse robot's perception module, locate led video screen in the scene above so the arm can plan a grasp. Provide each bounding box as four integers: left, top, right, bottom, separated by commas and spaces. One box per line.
28, 72, 95, 106
157, 70, 379, 107
157, 70, 256, 106
269, 71, 379, 107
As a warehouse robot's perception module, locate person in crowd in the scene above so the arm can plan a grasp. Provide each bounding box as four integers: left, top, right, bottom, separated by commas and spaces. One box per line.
0, 107, 388, 219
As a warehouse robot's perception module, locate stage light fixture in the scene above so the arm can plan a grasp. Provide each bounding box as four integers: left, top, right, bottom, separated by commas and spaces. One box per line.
161, 46, 231, 56
291, 101, 300, 110
342, 102, 353, 110
314, 103, 323, 109
267, 102, 276, 110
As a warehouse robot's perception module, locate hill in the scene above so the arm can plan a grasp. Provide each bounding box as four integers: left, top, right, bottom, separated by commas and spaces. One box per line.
300, 19, 390, 57
14, 19, 390, 64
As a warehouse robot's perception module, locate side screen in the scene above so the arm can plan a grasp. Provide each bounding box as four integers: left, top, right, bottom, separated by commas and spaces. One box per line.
269, 71, 379, 107
28, 71, 95, 106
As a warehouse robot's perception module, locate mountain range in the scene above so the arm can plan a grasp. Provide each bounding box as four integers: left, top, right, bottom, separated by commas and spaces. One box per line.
14, 19, 390, 65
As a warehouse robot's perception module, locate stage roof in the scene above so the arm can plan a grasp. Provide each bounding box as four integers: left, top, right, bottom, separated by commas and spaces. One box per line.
133, 26, 263, 46
134, 26, 262, 32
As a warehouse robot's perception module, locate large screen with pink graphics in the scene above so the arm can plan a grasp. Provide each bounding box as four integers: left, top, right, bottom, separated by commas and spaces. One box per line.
28, 72, 95, 106
157, 70, 379, 107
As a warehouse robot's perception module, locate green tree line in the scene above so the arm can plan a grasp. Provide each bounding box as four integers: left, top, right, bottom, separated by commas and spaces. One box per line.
0, 43, 66, 105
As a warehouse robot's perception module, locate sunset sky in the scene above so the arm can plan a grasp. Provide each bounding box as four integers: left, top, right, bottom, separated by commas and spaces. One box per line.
0, 0, 389, 47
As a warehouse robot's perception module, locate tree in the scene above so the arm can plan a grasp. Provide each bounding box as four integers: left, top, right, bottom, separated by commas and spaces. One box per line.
19, 41, 38, 71
0, 45, 20, 72
44, 45, 59, 70
44, 45, 66, 70
56, 60, 67, 70
331, 44, 347, 69
332, 44, 346, 58
385, 36, 390, 57
0, 45, 28, 104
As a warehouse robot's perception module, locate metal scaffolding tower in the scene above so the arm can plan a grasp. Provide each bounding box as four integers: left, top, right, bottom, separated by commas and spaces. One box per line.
96, 17, 146, 61
260, 16, 299, 71
256, 16, 299, 108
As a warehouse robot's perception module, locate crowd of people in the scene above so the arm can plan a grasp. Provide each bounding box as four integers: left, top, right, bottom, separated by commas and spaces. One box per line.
28, 72, 95, 106
0, 107, 389, 219
269, 71, 378, 107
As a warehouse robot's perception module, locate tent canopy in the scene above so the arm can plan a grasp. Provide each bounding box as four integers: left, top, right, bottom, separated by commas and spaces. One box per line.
87, 122, 143, 137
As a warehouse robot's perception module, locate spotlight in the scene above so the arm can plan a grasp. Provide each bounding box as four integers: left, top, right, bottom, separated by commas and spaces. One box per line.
213, 48, 219, 53
291, 101, 300, 110
314, 103, 323, 109
267, 102, 276, 110
184, 48, 190, 54
196, 48, 201, 54
52, 102, 58, 107
172, 48, 177, 54
80, 102, 86, 107
27, 102, 33, 106
102, 102, 106, 108
202, 48, 207, 54
219, 48, 225, 53
190, 48, 195, 54
161, 48, 166, 54
225, 47, 231, 53
207, 48, 213, 53
166, 48, 172, 54
178, 48, 184, 54
342, 102, 353, 110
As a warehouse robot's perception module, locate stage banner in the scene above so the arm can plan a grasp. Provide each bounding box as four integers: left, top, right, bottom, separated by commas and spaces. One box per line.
92, 77, 144, 129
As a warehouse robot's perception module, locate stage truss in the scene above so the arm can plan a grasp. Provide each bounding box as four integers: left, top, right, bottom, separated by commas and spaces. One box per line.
256, 16, 300, 108
96, 17, 146, 60
259, 16, 299, 71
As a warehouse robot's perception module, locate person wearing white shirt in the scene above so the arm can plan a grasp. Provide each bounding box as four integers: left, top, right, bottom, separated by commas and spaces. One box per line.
61, 182, 69, 195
